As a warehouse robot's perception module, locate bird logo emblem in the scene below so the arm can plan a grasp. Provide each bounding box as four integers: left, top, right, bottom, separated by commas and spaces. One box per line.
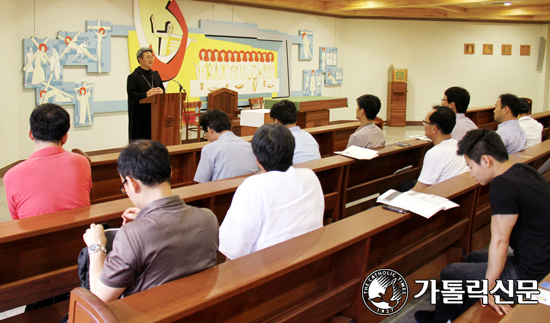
362, 269, 409, 315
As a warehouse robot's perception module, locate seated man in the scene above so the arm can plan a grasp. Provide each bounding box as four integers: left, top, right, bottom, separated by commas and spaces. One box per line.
347, 94, 385, 148
194, 109, 259, 183
219, 124, 324, 260
269, 99, 321, 164
83, 140, 219, 302
494, 93, 526, 154
517, 98, 543, 148
415, 129, 550, 323
411, 106, 469, 192
441, 86, 477, 141
5, 103, 91, 220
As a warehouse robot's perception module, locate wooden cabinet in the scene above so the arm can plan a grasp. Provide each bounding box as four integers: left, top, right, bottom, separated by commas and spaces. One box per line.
387, 69, 408, 127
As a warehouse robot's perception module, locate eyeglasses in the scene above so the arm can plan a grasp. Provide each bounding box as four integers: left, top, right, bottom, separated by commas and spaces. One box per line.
120, 178, 128, 195
142, 55, 155, 60
422, 119, 440, 129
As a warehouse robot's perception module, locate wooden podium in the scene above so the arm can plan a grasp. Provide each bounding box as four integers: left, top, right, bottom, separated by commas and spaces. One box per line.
140, 93, 185, 146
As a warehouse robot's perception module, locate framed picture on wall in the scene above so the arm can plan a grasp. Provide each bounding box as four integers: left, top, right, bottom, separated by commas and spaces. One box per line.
303, 69, 322, 96
464, 43, 475, 54
299, 30, 314, 60
521, 45, 531, 56
392, 69, 407, 82
483, 44, 493, 55
502, 44, 512, 56
325, 68, 343, 85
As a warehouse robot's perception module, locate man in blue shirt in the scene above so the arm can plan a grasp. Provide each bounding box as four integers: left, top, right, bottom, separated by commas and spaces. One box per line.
194, 109, 259, 183
270, 100, 321, 164
494, 93, 526, 154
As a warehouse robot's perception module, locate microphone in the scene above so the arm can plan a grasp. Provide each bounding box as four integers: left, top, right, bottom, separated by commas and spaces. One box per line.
156, 71, 186, 93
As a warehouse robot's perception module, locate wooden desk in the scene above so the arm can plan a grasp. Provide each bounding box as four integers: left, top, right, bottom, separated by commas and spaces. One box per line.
89, 122, 361, 204
0, 139, 428, 318
67, 174, 480, 323
265, 96, 348, 128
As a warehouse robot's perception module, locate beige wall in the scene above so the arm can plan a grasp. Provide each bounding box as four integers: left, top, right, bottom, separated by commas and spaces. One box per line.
1, 0, 549, 168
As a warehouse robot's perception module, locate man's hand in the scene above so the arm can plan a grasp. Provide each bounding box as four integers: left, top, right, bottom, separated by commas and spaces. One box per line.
146, 87, 163, 97
83, 223, 107, 247
481, 294, 513, 315
122, 207, 140, 225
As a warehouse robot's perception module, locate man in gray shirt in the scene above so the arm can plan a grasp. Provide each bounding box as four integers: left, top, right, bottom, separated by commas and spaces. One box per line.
83, 140, 219, 302
347, 94, 385, 149
194, 109, 259, 183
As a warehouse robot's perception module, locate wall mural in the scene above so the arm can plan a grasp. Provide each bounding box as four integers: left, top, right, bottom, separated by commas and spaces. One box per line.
299, 30, 313, 61
21, 0, 334, 129
22, 21, 134, 127
128, 0, 300, 113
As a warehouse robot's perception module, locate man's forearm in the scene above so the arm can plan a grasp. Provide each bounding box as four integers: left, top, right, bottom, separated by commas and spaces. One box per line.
486, 239, 508, 289
89, 252, 106, 293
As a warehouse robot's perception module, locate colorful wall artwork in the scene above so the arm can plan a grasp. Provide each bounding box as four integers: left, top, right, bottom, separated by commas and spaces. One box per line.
299, 30, 313, 60
325, 68, 343, 85
319, 47, 337, 71
22, 21, 135, 127
129, 0, 302, 108
22, 0, 308, 128
302, 70, 323, 96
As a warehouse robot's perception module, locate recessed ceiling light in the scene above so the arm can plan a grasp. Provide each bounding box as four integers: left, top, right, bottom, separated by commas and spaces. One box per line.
504, 2, 512, 5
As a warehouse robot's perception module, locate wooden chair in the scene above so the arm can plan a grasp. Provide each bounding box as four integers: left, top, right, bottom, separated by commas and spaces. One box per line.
248, 97, 264, 109
182, 101, 202, 143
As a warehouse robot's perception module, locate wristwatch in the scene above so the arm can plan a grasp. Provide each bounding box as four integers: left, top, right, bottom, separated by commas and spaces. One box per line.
88, 243, 107, 254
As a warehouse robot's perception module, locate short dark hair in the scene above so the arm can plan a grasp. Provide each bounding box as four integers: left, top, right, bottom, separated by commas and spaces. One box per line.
30, 103, 70, 142
251, 123, 295, 172
457, 129, 509, 164
199, 109, 232, 133
117, 140, 171, 186
356, 94, 381, 120
518, 98, 531, 114
269, 100, 297, 125
499, 93, 521, 117
429, 106, 456, 135
136, 47, 153, 63
444, 87, 470, 113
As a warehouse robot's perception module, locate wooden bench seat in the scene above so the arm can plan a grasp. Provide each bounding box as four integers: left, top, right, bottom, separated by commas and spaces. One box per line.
0, 139, 431, 321
89, 121, 361, 204
2, 300, 69, 323
66, 174, 481, 323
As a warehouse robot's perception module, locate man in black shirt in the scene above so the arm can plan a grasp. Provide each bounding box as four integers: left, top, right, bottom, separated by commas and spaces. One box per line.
415, 129, 550, 323
127, 47, 165, 141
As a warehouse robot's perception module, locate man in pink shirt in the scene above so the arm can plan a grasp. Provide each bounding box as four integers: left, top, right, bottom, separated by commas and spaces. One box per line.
5, 103, 92, 220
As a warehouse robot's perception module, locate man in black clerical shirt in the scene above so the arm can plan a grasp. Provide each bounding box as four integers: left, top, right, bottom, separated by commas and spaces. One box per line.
415, 129, 550, 323
127, 47, 165, 141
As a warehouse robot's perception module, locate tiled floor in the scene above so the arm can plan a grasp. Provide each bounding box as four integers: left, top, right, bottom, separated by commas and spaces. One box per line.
0, 125, 426, 321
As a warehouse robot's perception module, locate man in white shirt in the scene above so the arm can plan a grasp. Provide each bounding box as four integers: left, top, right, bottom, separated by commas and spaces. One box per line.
269, 99, 321, 164
441, 86, 477, 142
346, 94, 385, 149
194, 109, 259, 183
411, 106, 469, 192
494, 94, 526, 154
219, 123, 324, 260
517, 98, 543, 148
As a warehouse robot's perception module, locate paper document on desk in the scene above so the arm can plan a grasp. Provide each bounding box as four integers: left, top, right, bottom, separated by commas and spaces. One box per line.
377, 189, 459, 219
410, 135, 432, 142
335, 145, 379, 160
